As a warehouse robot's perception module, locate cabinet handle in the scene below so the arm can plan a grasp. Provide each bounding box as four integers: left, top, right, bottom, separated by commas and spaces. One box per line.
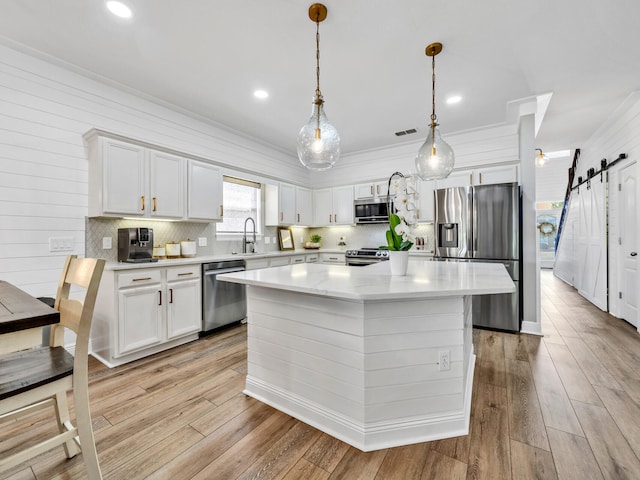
417, 209, 421, 219
158, 290, 162, 306
153, 197, 157, 212
376, 185, 380, 194
220, 205, 224, 217
479, 173, 483, 184
333, 214, 337, 223
297, 213, 300, 223
329, 214, 332, 223
329, 256, 338, 260
177, 272, 193, 276
141, 195, 145, 211
370, 185, 374, 195
132, 277, 152, 282
169, 288, 173, 303
469, 174, 473, 185
280, 212, 283, 222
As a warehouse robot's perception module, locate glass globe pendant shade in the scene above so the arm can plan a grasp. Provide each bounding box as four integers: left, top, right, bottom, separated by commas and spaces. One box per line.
415, 123, 455, 180
297, 99, 340, 171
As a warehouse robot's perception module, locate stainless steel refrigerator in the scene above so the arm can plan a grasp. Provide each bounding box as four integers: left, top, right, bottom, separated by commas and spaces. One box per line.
434, 182, 521, 332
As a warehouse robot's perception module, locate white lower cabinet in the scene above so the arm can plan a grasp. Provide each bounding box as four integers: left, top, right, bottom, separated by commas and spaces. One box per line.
92, 265, 201, 367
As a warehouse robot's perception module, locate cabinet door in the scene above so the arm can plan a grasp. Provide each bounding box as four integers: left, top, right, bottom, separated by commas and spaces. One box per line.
167, 278, 202, 339
102, 138, 146, 216
313, 188, 333, 226
333, 185, 355, 225
149, 150, 185, 219
117, 284, 163, 355
475, 164, 519, 185
417, 180, 436, 222
279, 183, 296, 225
354, 183, 375, 200
374, 181, 389, 198
296, 187, 313, 225
435, 170, 474, 189
188, 160, 223, 221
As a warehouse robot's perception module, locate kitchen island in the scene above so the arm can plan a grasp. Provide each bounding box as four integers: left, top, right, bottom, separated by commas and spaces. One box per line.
220, 260, 515, 451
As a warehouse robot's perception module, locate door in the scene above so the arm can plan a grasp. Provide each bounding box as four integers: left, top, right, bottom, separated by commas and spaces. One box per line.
117, 285, 163, 355
188, 160, 223, 221
279, 183, 296, 225
102, 138, 146, 216
435, 186, 473, 258
619, 162, 638, 327
333, 185, 355, 225
295, 187, 313, 225
537, 209, 562, 269
149, 150, 185, 218
473, 183, 519, 260
167, 278, 202, 339
313, 188, 333, 226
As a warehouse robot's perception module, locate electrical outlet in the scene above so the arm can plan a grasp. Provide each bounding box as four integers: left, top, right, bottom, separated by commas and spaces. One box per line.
198, 237, 207, 247
265, 236, 270, 244
49, 237, 74, 252
438, 350, 450, 371
102, 237, 112, 249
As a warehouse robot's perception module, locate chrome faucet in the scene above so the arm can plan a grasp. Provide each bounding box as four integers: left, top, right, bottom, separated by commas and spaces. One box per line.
243, 217, 256, 254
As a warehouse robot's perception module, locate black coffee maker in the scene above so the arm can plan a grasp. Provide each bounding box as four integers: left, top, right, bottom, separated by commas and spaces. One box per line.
118, 228, 158, 263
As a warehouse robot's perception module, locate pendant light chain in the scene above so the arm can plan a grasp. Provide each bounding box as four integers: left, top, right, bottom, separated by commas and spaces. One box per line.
431, 53, 437, 126
315, 15, 321, 100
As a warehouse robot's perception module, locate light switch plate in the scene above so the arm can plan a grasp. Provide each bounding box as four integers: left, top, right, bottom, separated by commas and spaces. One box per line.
265, 237, 270, 244
198, 237, 207, 247
49, 237, 74, 252
102, 237, 112, 249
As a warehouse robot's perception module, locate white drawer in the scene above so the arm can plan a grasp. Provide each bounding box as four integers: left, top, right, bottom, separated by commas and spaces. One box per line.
291, 256, 306, 264
117, 269, 162, 288
305, 254, 319, 263
270, 256, 291, 267
166, 265, 201, 282
246, 258, 270, 270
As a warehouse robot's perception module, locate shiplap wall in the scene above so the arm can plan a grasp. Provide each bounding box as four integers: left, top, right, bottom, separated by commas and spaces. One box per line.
554, 92, 640, 315
0, 44, 303, 297
536, 155, 572, 202
309, 124, 519, 188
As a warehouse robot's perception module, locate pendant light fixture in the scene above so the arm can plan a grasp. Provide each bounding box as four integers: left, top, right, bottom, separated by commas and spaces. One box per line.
297, 3, 340, 171
415, 42, 455, 180
535, 148, 548, 167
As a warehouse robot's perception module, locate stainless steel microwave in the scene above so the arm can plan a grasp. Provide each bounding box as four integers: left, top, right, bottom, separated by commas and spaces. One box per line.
354, 198, 392, 224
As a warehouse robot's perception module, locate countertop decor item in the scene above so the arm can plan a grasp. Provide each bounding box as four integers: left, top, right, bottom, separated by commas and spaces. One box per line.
180, 239, 197, 257
415, 42, 455, 180
297, 3, 340, 171
385, 172, 419, 275
152, 245, 166, 259
305, 234, 322, 249
165, 242, 181, 259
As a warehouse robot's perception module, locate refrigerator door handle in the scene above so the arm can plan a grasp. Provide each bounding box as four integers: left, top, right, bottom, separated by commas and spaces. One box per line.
471, 190, 478, 256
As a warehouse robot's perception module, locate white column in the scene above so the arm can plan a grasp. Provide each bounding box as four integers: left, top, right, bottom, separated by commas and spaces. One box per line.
519, 114, 541, 334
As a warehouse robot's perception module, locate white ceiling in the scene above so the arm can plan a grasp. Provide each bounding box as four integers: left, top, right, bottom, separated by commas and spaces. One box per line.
2, 0, 639, 162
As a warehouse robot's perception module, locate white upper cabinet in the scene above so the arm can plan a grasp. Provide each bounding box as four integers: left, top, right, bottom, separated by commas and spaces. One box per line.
187, 160, 223, 221
434, 164, 519, 190
97, 137, 147, 217
474, 164, 519, 185
416, 179, 436, 222
148, 150, 185, 219
296, 187, 313, 225
354, 181, 389, 200
265, 183, 312, 226
86, 130, 227, 221
313, 185, 354, 226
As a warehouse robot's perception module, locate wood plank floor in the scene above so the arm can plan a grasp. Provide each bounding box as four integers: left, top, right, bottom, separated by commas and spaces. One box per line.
3, 270, 640, 479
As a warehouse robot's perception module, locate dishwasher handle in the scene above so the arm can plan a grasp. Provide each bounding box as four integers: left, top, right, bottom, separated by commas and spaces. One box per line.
204, 267, 245, 276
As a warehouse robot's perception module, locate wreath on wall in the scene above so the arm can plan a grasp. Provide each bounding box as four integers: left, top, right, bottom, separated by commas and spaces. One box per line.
537, 221, 557, 237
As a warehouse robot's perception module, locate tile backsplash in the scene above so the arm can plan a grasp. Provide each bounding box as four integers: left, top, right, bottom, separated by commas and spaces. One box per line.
86, 217, 434, 262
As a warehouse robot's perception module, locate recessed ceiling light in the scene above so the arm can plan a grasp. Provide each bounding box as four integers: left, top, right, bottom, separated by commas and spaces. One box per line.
106, 1, 133, 19
253, 90, 269, 99
446, 95, 462, 105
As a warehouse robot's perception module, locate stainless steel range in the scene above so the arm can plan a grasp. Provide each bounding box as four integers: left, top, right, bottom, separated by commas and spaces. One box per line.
345, 248, 389, 266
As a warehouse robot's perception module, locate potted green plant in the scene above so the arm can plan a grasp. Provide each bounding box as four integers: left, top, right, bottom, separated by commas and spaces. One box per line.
307, 234, 322, 249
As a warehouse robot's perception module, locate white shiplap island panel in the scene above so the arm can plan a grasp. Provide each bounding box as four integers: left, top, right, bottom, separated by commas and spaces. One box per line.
220, 261, 514, 451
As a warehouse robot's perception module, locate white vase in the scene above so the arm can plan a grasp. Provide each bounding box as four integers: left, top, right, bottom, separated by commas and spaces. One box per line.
388, 250, 409, 276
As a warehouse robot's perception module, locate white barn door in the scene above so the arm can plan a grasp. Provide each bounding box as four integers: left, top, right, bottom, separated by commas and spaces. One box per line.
576, 178, 608, 310
619, 162, 638, 327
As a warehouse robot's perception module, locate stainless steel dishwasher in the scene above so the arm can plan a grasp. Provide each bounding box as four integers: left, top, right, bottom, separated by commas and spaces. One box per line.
201, 259, 246, 335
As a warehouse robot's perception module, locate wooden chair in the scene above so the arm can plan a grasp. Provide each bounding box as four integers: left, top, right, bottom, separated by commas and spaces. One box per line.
0, 256, 106, 480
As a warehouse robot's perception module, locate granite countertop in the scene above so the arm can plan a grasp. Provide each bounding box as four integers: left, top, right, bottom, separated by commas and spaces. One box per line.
218, 260, 514, 301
